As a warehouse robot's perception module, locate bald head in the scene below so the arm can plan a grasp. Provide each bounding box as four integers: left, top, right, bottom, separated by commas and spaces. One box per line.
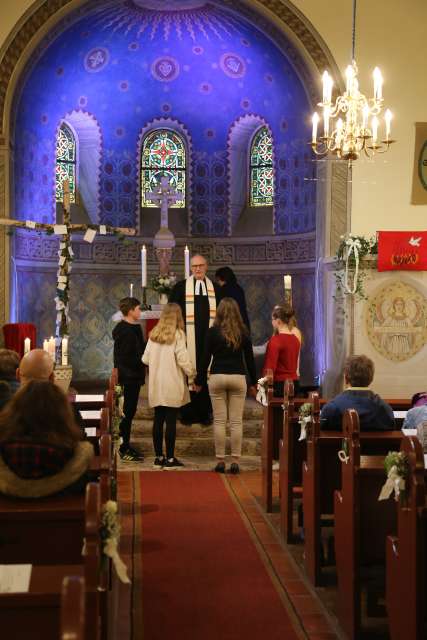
18, 349, 54, 385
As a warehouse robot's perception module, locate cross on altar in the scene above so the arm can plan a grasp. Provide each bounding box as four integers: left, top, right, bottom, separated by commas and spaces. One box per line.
0, 180, 135, 351
147, 175, 180, 229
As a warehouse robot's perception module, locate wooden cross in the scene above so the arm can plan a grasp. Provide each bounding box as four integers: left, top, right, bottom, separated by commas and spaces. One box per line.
0, 181, 135, 352
147, 175, 180, 229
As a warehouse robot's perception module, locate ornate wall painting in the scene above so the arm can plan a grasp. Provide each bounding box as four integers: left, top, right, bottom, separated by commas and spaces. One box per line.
366, 281, 427, 362
411, 122, 427, 205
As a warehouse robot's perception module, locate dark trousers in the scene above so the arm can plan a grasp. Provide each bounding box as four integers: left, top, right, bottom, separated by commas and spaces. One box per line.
119, 382, 141, 448
180, 384, 212, 423
153, 406, 178, 459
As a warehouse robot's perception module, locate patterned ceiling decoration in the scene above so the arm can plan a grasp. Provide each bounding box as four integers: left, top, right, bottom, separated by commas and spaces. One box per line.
95, 0, 242, 41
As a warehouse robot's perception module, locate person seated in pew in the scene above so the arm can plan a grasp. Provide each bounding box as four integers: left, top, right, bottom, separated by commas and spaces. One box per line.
17, 349, 85, 431
402, 391, 427, 429
0, 380, 94, 498
320, 355, 395, 431
0, 348, 20, 409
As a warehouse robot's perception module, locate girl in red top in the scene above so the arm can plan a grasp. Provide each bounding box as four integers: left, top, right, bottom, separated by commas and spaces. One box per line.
263, 304, 302, 397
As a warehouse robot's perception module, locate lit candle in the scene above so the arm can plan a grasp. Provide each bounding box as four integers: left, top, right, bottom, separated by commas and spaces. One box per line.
184, 245, 190, 279
385, 109, 392, 141
141, 245, 147, 288
130, 283, 134, 298
61, 337, 68, 366
48, 336, 56, 362
311, 112, 319, 144
373, 67, 383, 101
24, 337, 31, 354
345, 65, 354, 94
43, 339, 49, 353
372, 116, 379, 144
284, 275, 292, 291
322, 71, 331, 104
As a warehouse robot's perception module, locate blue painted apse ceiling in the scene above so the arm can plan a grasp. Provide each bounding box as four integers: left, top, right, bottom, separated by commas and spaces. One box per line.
13, 0, 316, 236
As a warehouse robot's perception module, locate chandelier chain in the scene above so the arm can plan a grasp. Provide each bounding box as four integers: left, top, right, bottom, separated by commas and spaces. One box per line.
351, 0, 357, 61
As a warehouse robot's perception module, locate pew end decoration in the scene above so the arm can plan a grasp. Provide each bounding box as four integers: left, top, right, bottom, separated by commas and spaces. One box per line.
335, 233, 377, 300
100, 500, 130, 584
298, 402, 312, 441
112, 385, 124, 445
378, 451, 409, 503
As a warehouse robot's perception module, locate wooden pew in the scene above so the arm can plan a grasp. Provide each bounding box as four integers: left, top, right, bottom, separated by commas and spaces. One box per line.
0, 434, 112, 565
303, 405, 403, 586
109, 368, 118, 391
279, 380, 307, 542
0, 482, 101, 640
334, 410, 399, 640
61, 576, 85, 640
386, 436, 427, 640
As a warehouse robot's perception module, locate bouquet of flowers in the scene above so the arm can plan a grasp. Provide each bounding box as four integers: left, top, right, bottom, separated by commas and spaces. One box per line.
151, 273, 177, 295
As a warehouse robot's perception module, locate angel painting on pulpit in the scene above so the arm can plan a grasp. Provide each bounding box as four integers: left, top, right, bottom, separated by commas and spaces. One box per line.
367, 283, 427, 362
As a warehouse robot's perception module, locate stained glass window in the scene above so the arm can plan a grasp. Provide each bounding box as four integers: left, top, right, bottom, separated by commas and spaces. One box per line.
250, 127, 274, 206
55, 123, 76, 203
141, 129, 185, 208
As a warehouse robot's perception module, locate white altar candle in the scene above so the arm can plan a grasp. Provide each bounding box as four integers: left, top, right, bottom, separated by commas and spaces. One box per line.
184, 245, 190, 279
284, 275, 292, 291
48, 337, 56, 361
130, 283, 134, 298
61, 337, 68, 366
141, 245, 147, 287
24, 338, 31, 354
43, 339, 49, 353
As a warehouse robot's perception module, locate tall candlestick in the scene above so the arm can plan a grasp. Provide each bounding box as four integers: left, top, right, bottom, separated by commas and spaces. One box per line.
284, 275, 292, 291
184, 245, 190, 279
48, 336, 56, 362
61, 337, 68, 366
24, 337, 31, 354
141, 245, 147, 288
130, 283, 134, 298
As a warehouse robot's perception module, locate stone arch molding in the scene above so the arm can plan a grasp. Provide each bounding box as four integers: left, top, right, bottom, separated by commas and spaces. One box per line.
135, 116, 193, 235
57, 109, 103, 223
227, 113, 274, 234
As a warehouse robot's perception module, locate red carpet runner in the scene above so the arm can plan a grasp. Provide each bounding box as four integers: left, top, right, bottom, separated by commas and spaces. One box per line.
139, 472, 301, 640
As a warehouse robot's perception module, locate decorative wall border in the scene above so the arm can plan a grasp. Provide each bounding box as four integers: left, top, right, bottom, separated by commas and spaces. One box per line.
13, 229, 316, 266
135, 116, 193, 235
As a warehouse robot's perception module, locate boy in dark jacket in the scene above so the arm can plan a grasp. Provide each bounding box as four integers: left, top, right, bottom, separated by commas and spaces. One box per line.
112, 297, 146, 461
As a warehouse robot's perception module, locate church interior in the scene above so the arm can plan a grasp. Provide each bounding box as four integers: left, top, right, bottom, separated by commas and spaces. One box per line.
0, 1, 426, 638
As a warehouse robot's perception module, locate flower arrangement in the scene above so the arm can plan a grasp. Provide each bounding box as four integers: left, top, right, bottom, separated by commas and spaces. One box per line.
378, 451, 409, 503
298, 402, 312, 441
151, 273, 177, 295
111, 385, 124, 445
335, 233, 378, 300
100, 500, 130, 583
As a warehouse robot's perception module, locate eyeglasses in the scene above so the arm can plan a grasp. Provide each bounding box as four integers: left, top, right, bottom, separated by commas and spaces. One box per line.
191, 263, 206, 269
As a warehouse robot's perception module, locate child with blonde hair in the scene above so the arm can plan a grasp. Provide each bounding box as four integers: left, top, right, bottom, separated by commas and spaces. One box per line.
142, 303, 195, 468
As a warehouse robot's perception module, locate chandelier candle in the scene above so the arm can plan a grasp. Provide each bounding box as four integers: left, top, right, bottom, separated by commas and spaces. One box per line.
130, 283, 134, 298
141, 245, 147, 287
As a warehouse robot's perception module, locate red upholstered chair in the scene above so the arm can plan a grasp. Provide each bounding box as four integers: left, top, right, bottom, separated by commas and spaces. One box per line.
2, 323, 37, 357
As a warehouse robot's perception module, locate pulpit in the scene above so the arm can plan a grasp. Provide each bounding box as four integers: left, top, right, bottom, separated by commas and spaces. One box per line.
2, 323, 37, 357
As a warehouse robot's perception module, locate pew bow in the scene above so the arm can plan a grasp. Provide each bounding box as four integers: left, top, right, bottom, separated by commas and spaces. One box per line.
378, 464, 405, 502
256, 377, 268, 407
343, 237, 361, 295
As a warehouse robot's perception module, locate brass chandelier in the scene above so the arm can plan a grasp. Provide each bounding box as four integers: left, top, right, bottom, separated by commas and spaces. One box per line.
310, 0, 395, 161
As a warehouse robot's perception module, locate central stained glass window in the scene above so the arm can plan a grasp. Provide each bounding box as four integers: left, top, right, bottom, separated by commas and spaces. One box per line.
55, 123, 76, 203
141, 130, 186, 208
250, 127, 274, 206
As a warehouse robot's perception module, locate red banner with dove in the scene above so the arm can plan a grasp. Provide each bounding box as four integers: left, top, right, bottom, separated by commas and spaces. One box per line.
377, 231, 427, 271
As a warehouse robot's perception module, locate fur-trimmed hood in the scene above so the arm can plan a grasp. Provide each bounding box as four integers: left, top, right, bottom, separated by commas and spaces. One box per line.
0, 441, 94, 498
